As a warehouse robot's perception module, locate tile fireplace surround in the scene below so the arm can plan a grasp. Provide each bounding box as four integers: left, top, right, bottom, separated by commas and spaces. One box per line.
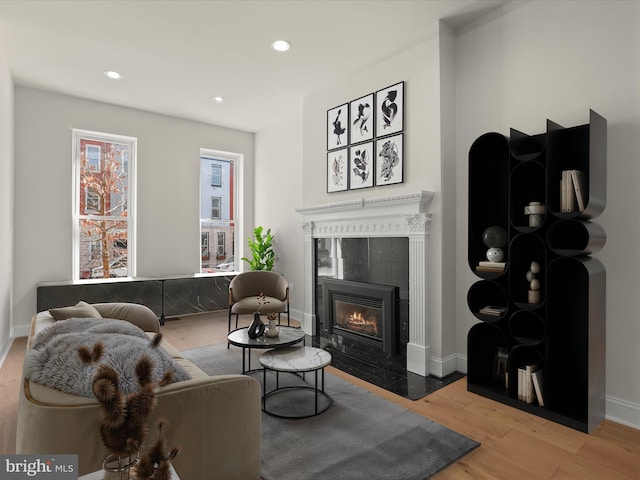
296, 191, 435, 377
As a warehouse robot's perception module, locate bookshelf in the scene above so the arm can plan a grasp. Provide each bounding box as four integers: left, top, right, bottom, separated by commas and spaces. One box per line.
466, 109, 606, 433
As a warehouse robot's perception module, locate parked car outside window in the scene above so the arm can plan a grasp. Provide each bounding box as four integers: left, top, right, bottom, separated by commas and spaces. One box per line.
214, 255, 235, 272
90, 256, 128, 278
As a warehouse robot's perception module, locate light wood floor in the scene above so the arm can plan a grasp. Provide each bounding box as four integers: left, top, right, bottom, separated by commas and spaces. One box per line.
2, 311, 640, 479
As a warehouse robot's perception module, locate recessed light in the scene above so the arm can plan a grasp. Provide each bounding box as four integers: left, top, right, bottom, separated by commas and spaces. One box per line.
212, 96, 225, 104
271, 40, 291, 52
104, 70, 123, 80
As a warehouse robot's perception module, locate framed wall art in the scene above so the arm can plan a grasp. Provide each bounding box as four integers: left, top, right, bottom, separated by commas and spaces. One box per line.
327, 104, 349, 150
375, 81, 404, 137
375, 134, 403, 186
327, 148, 348, 192
349, 142, 374, 190
349, 93, 374, 144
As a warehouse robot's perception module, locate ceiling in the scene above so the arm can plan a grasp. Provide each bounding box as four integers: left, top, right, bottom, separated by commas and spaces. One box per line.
0, 0, 507, 133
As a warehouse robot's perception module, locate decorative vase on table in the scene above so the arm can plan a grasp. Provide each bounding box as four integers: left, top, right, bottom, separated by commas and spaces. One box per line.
247, 312, 265, 339
265, 317, 280, 338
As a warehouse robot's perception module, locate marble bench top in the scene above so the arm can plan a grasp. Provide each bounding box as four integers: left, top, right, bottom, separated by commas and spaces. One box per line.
260, 346, 331, 372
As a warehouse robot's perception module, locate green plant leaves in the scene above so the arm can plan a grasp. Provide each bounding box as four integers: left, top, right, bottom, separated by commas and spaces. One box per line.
241, 226, 275, 270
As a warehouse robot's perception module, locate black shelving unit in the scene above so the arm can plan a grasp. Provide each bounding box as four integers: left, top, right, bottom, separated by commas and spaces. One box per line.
466, 109, 606, 433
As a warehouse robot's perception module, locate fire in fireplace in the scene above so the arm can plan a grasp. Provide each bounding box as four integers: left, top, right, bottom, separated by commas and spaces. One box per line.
322, 278, 399, 354
335, 300, 381, 339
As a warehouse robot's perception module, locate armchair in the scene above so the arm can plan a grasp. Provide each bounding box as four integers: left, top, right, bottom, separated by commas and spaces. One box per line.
228, 271, 290, 333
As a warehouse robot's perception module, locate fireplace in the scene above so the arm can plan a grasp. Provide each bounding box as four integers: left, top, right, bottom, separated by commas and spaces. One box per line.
323, 279, 399, 354
297, 191, 434, 376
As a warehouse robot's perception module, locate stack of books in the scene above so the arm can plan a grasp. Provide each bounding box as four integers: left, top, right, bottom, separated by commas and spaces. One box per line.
475, 261, 506, 273
479, 305, 507, 317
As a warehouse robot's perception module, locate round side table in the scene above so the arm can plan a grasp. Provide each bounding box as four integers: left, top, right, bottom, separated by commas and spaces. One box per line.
259, 346, 332, 418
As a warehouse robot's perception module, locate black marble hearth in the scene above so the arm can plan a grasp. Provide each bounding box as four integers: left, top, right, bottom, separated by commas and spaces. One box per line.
311, 335, 464, 400
313, 236, 463, 399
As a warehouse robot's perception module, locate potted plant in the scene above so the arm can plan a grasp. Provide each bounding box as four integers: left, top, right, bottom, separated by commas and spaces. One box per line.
241, 226, 275, 271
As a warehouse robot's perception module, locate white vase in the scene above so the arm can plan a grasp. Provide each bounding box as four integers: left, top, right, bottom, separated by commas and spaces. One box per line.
264, 319, 280, 337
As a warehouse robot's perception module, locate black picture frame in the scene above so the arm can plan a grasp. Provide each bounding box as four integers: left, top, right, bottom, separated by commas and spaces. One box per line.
349, 93, 374, 144
327, 148, 349, 192
375, 134, 403, 186
349, 142, 374, 190
327, 104, 349, 150
375, 81, 404, 137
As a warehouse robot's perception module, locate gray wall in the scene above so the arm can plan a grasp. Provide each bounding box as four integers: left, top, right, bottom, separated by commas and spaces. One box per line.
298, 24, 452, 371
12, 87, 254, 336
254, 105, 304, 318
0, 40, 13, 363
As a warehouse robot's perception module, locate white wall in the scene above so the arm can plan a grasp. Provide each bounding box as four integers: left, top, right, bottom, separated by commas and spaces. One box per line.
254, 104, 304, 317
0, 40, 13, 364
455, 0, 640, 426
13, 87, 254, 335
300, 24, 456, 367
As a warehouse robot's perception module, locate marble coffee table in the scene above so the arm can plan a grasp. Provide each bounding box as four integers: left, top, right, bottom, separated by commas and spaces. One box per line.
259, 346, 332, 418
227, 326, 305, 373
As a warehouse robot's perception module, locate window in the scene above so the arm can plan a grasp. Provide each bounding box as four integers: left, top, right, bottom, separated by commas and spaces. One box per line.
211, 164, 222, 187
200, 150, 239, 273
89, 241, 101, 261
211, 197, 221, 219
85, 187, 100, 213
217, 232, 225, 257
201, 233, 210, 261
86, 144, 101, 171
73, 129, 136, 280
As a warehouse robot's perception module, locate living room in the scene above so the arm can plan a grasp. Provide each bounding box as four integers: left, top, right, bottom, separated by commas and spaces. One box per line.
1, 0, 640, 478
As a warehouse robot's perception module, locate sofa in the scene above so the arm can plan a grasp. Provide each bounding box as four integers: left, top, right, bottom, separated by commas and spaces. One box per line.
16, 302, 262, 479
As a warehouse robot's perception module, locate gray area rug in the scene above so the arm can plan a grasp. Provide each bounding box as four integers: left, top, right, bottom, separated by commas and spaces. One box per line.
182, 343, 480, 480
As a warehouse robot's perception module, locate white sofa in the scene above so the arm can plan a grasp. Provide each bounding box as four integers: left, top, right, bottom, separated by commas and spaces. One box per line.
17, 302, 262, 479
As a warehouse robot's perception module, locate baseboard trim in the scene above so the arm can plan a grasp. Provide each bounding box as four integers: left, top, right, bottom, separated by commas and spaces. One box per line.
13, 323, 30, 338
429, 353, 458, 378
605, 395, 640, 430
0, 337, 12, 370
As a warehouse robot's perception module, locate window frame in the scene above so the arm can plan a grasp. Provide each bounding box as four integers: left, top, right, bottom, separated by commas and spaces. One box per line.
86, 144, 101, 172
199, 148, 242, 274
72, 129, 137, 281
210, 196, 222, 219
211, 164, 222, 187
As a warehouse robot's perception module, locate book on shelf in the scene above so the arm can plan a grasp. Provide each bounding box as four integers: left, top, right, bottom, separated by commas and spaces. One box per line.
560, 169, 586, 212
517, 368, 524, 401
517, 362, 541, 405
475, 264, 505, 273
532, 370, 544, 407
571, 169, 586, 211
525, 363, 539, 404
479, 305, 507, 316
478, 261, 507, 268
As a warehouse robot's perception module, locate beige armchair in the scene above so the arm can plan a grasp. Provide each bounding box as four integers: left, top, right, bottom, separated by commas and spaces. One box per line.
228, 271, 290, 332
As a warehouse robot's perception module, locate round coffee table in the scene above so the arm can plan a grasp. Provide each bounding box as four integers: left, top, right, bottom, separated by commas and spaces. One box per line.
260, 346, 332, 418
227, 326, 305, 373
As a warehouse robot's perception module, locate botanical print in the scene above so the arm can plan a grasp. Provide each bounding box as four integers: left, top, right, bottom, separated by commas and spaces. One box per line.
375, 134, 403, 186
350, 93, 373, 143
327, 104, 349, 150
327, 149, 348, 192
375, 82, 404, 137
349, 142, 373, 189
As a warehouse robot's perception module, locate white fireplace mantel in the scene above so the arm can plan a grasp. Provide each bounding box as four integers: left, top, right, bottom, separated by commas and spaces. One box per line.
296, 191, 435, 376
